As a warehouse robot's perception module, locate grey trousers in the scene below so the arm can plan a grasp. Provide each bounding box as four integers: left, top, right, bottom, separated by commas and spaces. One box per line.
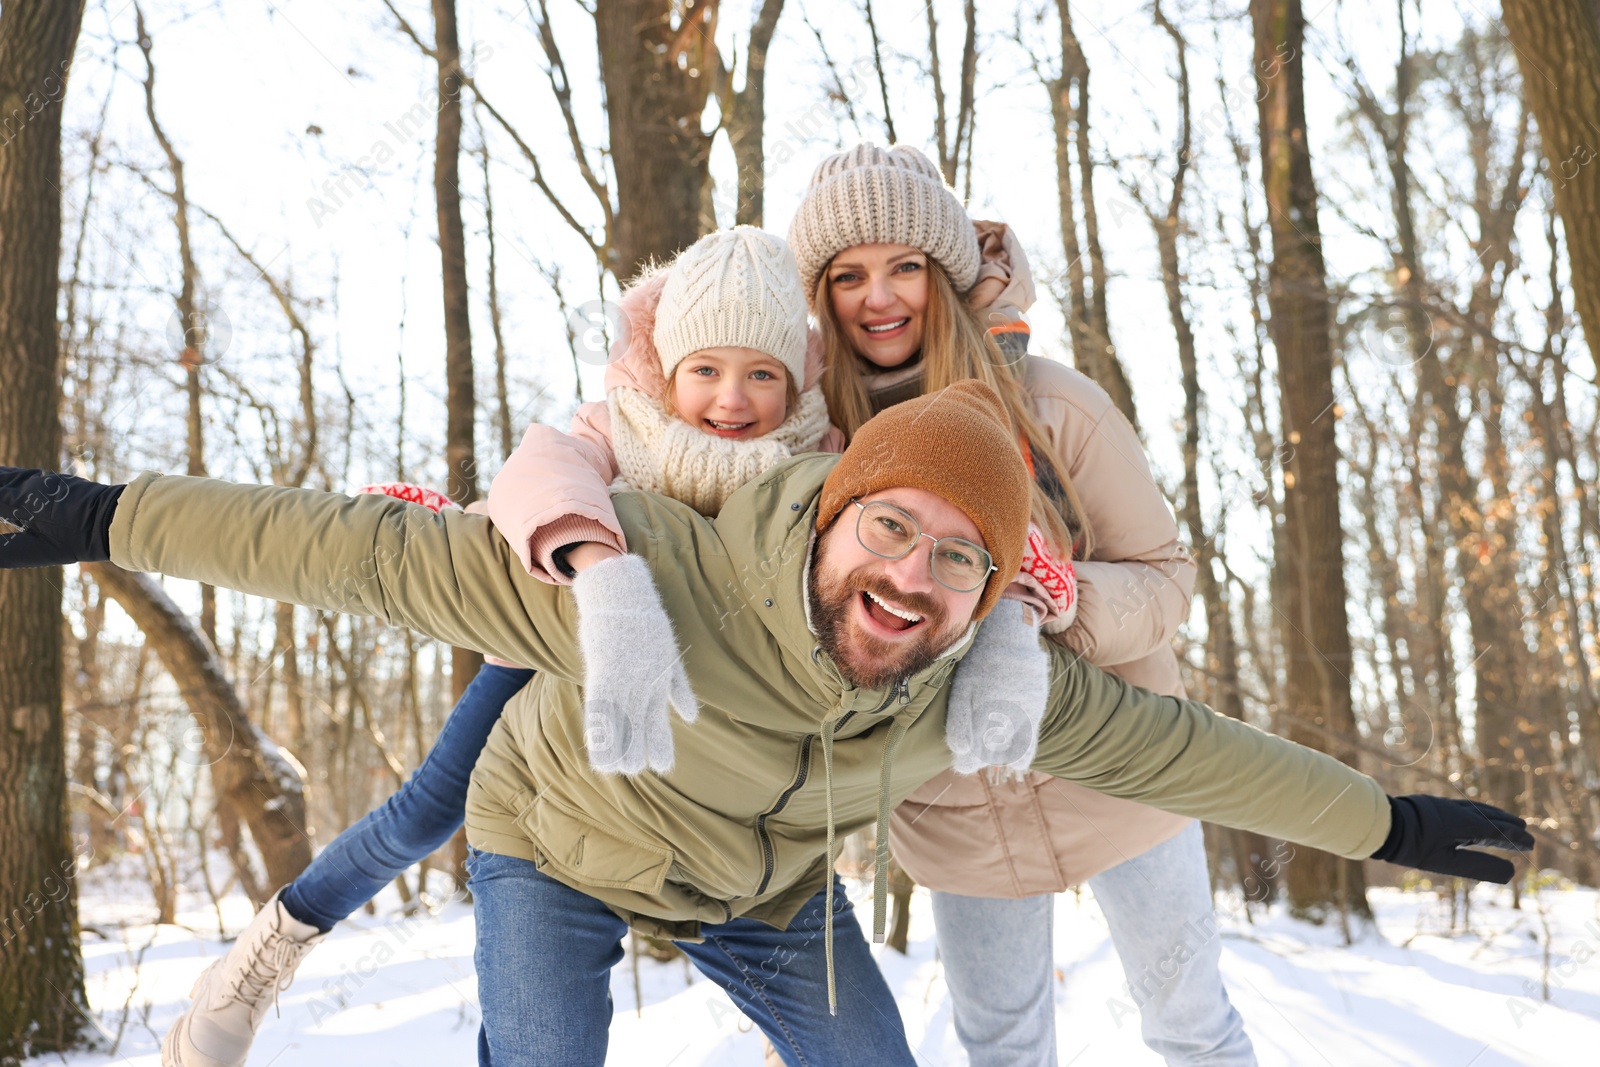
931, 822, 1256, 1066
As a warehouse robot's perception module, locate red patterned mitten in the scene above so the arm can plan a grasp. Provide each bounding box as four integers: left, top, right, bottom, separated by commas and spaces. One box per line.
358, 482, 461, 514
1020, 523, 1077, 629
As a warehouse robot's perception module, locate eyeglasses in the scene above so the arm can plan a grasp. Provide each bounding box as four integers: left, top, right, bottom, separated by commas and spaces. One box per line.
850, 499, 996, 593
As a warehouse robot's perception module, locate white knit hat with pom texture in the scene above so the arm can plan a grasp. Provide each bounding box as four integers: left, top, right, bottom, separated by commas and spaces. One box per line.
651, 227, 809, 384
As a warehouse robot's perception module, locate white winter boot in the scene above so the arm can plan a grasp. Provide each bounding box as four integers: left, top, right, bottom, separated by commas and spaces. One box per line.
161, 889, 327, 1067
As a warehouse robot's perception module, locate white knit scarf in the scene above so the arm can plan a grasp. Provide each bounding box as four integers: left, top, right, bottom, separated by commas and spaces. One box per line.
608, 384, 832, 516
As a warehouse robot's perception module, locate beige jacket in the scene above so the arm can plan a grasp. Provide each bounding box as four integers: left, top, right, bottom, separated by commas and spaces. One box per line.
890, 275, 1199, 896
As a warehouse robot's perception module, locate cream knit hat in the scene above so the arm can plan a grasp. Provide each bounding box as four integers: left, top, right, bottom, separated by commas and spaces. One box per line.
787, 143, 981, 305
652, 227, 809, 384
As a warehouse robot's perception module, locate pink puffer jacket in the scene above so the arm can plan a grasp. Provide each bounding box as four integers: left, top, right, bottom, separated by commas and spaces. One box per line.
487, 268, 844, 583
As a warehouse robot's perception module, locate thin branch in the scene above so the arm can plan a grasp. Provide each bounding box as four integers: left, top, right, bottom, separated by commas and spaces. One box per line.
1151, 0, 1192, 226
384, 0, 606, 264
798, 0, 862, 134
862, 0, 898, 142
926, 2, 949, 178
526, 0, 613, 235
955, 0, 978, 188
188, 202, 318, 488
476, 101, 515, 462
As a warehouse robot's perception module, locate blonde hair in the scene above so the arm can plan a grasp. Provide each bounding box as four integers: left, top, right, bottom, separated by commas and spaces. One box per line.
818, 260, 1093, 558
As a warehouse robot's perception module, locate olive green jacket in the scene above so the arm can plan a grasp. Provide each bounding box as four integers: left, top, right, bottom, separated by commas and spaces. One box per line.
109, 456, 1391, 940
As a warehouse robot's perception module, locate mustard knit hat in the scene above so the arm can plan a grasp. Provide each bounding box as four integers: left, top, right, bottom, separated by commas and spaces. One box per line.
817, 379, 1029, 619
787, 143, 981, 306
652, 227, 809, 384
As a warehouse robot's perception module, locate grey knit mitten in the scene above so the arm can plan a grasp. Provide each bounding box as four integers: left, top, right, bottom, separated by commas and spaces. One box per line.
571, 554, 699, 774
945, 599, 1051, 775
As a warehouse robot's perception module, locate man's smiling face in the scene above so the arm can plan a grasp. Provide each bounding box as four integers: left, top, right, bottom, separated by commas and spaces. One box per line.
809, 487, 987, 690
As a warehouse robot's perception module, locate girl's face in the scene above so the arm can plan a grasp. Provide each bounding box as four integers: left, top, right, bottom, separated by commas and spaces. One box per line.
671, 347, 790, 440
826, 243, 930, 369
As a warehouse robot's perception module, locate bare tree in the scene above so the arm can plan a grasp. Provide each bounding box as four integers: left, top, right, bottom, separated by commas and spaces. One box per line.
1028, 0, 1138, 427
1501, 0, 1600, 342
714, 0, 785, 226
201, 205, 321, 752
0, 1, 92, 1058
83, 564, 313, 902
861, 0, 898, 143
476, 117, 515, 461
597, 0, 719, 277
134, 3, 216, 644
1251, 0, 1371, 923
926, 0, 977, 194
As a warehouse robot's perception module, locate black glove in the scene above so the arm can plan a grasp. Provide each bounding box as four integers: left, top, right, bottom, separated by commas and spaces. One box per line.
1370, 793, 1533, 884
0, 467, 125, 568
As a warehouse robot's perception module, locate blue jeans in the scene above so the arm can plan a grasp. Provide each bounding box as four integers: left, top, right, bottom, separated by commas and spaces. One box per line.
467, 849, 916, 1067
280, 664, 534, 931
933, 823, 1255, 1066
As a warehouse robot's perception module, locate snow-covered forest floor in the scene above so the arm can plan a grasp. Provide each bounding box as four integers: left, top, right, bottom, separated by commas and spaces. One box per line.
39, 863, 1600, 1066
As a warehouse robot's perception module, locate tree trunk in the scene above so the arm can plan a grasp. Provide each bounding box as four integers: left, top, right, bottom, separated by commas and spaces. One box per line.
135, 4, 217, 646
1395, 39, 1534, 816
478, 131, 515, 463
0, 2, 91, 1059
433, 0, 474, 518
1501, 0, 1600, 344
1250, 0, 1372, 923
431, 0, 484, 704
82, 564, 312, 900
596, 0, 716, 278
1048, 0, 1138, 428
720, 0, 784, 227
431, 0, 484, 889
1145, 1, 1276, 904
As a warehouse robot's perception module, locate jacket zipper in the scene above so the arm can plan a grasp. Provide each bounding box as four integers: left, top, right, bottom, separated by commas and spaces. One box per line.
751, 680, 906, 897
754, 734, 815, 896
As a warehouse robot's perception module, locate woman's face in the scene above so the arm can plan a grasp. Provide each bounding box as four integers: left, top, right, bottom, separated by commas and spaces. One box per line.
826, 243, 930, 369
670, 347, 790, 440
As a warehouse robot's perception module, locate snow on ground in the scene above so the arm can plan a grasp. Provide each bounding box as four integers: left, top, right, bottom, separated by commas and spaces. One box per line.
41, 868, 1600, 1066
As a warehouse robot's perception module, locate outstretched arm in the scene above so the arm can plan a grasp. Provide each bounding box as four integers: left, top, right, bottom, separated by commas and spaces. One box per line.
1032, 649, 1530, 881
0, 467, 586, 682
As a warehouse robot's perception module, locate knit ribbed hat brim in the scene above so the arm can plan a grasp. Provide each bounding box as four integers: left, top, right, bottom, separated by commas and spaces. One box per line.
652, 227, 810, 384
788, 143, 981, 305
817, 379, 1029, 619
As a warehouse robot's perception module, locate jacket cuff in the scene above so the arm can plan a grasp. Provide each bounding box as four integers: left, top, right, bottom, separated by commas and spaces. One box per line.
529, 515, 625, 584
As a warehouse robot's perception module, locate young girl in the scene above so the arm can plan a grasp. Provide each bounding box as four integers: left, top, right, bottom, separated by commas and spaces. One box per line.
163, 227, 835, 1067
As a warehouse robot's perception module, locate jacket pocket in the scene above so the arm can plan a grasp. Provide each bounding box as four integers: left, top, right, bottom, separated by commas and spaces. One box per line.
516, 791, 675, 894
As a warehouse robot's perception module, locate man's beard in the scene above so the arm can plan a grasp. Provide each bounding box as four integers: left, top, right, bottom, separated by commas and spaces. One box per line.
809, 538, 965, 691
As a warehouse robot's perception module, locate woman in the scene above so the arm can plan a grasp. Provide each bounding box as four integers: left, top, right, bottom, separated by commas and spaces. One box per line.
785, 143, 1256, 1066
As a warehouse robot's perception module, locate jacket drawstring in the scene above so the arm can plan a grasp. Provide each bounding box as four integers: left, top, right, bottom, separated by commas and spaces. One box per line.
820, 708, 844, 1017
817, 697, 913, 1017
870, 717, 912, 942
810, 648, 916, 1017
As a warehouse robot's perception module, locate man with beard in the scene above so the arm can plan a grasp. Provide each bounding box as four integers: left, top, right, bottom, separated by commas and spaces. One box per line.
1, 380, 1529, 1067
